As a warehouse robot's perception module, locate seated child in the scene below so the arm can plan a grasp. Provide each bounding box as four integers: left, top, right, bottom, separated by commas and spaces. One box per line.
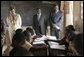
10, 46, 33, 56
15, 29, 23, 34
3, 29, 32, 56
12, 32, 32, 51
25, 27, 36, 43
45, 25, 80, 56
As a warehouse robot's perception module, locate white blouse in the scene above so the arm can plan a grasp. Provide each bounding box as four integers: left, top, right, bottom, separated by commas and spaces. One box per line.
7, 14, 22, 31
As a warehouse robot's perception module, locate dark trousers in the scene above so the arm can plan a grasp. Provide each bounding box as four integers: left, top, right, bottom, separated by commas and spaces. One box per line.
51, 28, 61, 39
39, 26, 42, 34
35, 26, 42, 35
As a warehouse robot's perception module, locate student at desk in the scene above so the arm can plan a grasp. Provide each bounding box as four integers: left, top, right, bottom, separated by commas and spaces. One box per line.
3, 29, 32, 56
45, 25, 81, 56
12, 29, 32, 51
23, 27, 36, 43
25, 27, 42, 43
10, 46, 33, 56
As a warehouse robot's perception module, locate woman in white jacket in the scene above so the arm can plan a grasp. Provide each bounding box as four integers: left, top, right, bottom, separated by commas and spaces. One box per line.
7, 6, 22, 44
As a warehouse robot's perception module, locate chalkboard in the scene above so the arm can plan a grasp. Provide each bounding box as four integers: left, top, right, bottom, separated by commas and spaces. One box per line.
1, 1, 53, 26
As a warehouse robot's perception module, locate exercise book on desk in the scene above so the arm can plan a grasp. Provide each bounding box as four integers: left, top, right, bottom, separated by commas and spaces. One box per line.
34, 35, 57, 42
33, 35, 57, 45
33, 41, 45, 45
34, 35, 47, 41
46, 36, 57, 40
48, 41, 65, 50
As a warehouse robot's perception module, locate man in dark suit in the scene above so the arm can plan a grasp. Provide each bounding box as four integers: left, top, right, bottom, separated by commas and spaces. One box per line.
33, 8, 47, 35
49, 4, 64, 39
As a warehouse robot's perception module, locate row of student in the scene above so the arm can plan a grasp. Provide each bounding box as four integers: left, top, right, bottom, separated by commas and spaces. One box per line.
2, 25, 83, 56
2, 27, 36, 56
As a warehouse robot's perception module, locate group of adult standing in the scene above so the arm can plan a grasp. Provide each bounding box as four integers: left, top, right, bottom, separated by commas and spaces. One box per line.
1, 4, 64, 46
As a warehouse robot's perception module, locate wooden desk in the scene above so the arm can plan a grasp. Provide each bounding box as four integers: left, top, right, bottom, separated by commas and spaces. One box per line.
31, 35, 67, 56
31, 35, 48, 56
47, 41, 67, 56
31, 44, 48, 56
49, 49, 67, 56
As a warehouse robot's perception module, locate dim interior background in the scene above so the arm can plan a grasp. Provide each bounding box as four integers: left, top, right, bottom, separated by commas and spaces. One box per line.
1, 1, 60, 26
1, 1, 83, 35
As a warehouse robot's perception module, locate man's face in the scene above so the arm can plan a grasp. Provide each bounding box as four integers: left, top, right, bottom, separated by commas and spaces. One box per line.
54, 6, 59, 12
37, 9, 41, 14
10, 9, 15, 15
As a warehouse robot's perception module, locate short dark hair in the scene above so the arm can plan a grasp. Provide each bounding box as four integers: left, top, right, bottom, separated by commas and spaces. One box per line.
9, 6, 15, 11
15, 29, 23, 34
53, 4, 59, 7
12, 33, 26, 47
64, 25, 76, 41
10, 46, 33, 56
65, 25, 75, 32
23, 30, 31, 42
36, 8, 41, 10
26, 27, 34, 35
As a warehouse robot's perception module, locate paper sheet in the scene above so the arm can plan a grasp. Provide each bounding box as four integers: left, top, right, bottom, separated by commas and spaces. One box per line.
33, 35, 57, 45
34, 35, 47, 41
48, 41, 65, 50
48, 41, 59, 45
50, 44, 65, 50
46, 36, 57, 40
56, 25, 60, 29
33, 41, 45, 44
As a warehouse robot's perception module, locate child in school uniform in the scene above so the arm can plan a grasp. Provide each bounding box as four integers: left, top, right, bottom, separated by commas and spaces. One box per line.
2, 29, 32, 56
9, 46, 33, 56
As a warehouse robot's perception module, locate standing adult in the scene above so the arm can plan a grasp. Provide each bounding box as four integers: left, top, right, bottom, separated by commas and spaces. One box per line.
49, 4, 64, 39
33, 8, 47, 35
7, 6, 22, 44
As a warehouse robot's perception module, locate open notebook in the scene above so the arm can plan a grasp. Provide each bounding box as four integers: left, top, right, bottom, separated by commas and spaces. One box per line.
32, 35, 65, 50
33, 41, 45, 45
33, 35, 57, 44
48, 41, 65, 50
34, 35, 57, 41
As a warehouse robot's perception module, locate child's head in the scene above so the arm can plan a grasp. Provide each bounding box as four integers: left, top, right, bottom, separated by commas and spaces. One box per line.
11, 33, 26, 47
10, 46, 33, 56
15, 29, 23, 34
64, 25, 76, 41
26, 27, 35, 36
65, 25, 75, 35
23, 30, 31, 42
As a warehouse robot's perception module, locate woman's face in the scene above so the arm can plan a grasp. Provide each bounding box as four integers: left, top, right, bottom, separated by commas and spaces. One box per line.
10, 9, 16, 15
